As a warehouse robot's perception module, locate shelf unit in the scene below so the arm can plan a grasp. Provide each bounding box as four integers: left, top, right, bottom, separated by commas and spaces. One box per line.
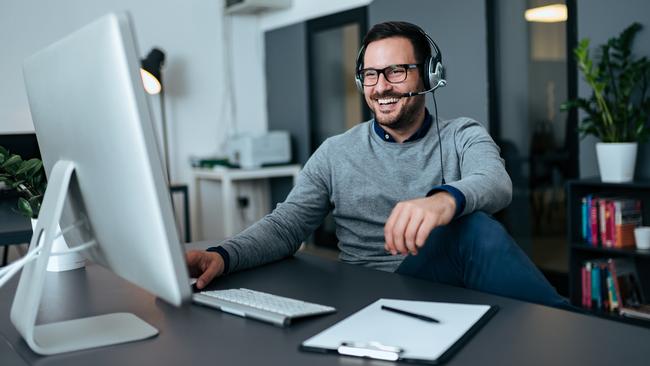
567, 178, 650, 327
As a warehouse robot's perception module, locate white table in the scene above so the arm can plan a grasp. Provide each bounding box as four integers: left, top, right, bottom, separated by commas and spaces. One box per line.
192, 165, 301, 240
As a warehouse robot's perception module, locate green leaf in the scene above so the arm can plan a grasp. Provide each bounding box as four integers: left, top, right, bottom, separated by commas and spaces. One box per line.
29, 160, 43, 177
15, 159, 41, 176
1, 154, 22, 169
17, 197, 33, 219
566, 22, 650, 142
0, 145, 8, 159
28, 195, 41, 206
28, 196, 42, 218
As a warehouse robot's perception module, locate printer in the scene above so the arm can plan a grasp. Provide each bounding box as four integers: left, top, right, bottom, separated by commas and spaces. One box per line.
226, 131, 292, 169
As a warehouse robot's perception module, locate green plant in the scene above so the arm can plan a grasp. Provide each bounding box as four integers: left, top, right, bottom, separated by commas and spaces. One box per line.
0, 145, 46, 219
561, 22, 650, 143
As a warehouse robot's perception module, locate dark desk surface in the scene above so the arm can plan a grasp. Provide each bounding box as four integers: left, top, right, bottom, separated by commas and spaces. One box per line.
1, 250, 650, 366
0, 199, 31, 246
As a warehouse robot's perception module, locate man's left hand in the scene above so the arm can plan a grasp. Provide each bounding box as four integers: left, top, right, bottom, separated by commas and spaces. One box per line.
384, 192, 457, 256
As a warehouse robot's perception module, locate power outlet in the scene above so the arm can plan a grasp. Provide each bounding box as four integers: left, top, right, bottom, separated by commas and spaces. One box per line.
233, 180, 271, 233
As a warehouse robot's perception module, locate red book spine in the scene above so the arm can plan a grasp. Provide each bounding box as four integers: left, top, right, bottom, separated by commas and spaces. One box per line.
590, 198, 599, 246
585, 262, 592, 309
581, 265, 588, 307
607, 201, 616, 247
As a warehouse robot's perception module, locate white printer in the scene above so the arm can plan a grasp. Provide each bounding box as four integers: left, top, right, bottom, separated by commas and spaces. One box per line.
226, 131, 292, 169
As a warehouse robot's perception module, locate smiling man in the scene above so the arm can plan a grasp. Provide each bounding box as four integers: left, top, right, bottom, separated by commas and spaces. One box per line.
363, 37, 427, 139
186, 21, 567, 308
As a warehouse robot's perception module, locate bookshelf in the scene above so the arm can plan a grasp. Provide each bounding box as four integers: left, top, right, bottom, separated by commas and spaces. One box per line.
567, 179, 650, 328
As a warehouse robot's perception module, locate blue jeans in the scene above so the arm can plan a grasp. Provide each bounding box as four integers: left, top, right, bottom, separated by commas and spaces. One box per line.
395, 211, 568, 308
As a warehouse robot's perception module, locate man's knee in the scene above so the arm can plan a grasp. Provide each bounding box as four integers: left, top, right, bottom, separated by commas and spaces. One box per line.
456, 211, 514, 255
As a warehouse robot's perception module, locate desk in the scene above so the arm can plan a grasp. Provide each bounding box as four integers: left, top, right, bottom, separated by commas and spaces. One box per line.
1, 245, 650, 365
193, 165, 301, 240
0, 199, 32, 266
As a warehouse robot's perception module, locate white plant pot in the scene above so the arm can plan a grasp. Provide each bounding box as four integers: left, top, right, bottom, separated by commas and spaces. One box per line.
30, 219, 86, 272
596, 142, 637, 183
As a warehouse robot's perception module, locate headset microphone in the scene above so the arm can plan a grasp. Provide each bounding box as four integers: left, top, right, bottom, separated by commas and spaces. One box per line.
399, 79, 447, 98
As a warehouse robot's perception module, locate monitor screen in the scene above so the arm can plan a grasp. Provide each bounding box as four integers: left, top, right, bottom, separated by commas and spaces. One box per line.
11, 13, 191, 355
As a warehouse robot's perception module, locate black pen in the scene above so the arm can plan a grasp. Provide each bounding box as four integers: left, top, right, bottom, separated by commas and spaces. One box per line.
381, 305, 440, 323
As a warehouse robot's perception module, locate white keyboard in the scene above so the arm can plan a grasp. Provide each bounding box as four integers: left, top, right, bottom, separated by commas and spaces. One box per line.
193, 288, 336, 327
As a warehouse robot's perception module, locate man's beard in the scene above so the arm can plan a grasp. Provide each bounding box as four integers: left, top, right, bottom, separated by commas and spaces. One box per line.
371, 92, 425, 132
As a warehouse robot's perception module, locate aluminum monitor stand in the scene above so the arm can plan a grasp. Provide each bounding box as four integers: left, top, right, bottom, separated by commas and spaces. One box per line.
10, 160, 158, 355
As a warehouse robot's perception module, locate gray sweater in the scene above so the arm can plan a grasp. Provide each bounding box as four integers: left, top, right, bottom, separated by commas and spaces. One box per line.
219, 117, 512, 273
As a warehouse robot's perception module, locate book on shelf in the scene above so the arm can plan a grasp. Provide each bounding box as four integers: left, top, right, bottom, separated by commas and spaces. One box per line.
580, 258, 645, 314
580, 195, 643, 248
581, 262, 591, 309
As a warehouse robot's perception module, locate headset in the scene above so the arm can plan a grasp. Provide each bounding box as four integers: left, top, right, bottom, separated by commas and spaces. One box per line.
354, 30, 446, 95
355, 27, 448, 185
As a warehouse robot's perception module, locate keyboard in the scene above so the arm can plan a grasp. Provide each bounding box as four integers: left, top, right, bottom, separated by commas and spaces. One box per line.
192, 288, 336, 327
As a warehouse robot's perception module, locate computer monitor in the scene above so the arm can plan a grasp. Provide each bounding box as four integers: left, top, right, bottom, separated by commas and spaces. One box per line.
10, 13, 191, 355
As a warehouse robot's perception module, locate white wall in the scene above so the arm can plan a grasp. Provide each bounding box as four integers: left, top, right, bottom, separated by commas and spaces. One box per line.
0, 0, 237, 240
227, 15, 268, 135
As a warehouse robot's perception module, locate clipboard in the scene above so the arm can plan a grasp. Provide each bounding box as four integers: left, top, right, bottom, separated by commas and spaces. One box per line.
300, 299, 498, 364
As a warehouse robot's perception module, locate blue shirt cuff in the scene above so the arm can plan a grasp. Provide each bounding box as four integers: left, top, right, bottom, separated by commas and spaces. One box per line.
426, 185, 466, 218
206, 246, 230, 274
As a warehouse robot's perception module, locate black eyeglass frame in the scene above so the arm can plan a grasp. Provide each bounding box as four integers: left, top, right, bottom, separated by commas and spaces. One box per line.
357, 63, 421, 87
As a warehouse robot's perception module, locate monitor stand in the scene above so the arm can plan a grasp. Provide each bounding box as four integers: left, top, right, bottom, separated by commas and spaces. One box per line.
10, 160, 158, 355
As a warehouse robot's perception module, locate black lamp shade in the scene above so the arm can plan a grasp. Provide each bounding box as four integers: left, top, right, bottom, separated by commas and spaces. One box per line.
141, 48, 165, 83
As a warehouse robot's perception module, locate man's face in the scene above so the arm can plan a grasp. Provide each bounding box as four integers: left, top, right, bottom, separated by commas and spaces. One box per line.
362, 37, 426, 131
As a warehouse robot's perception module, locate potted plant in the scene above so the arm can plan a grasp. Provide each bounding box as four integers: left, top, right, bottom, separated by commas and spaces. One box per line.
562, 22, 650, 182
0, 145, 46, 218
0, 145, 84, 271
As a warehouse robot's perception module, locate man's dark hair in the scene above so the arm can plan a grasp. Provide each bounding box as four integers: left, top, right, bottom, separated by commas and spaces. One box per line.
361, 21, 432, 66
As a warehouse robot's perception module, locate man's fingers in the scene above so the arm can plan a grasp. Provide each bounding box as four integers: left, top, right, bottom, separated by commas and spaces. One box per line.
185, 251, 204, 278
196, 262, 217, 290
391, 208, 411, 255
415, 216, 436, 247
186, 251, 223, 289
196, 258, 219, 289
404, 211, 424, 255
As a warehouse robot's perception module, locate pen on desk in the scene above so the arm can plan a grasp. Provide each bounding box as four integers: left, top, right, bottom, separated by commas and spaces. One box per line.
381, 305, 440, 323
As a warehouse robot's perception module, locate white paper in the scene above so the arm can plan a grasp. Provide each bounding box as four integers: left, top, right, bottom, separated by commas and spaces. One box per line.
302, 298, 492, 361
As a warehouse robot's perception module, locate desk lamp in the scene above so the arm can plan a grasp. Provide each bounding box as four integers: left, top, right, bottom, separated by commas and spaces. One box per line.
140, 48, 170, 183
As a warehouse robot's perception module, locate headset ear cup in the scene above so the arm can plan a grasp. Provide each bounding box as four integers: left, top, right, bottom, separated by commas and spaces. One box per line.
422, 56, 432, 90
355, 73, 364, 93
429, 60, 443, 90
434, 62, 444, 86
355, 44, 365, 94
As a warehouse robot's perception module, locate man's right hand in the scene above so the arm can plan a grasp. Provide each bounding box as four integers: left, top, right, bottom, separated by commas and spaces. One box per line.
186, 250, 225, 290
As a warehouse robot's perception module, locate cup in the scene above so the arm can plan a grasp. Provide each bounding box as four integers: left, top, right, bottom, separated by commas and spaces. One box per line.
634, 227, 650, 250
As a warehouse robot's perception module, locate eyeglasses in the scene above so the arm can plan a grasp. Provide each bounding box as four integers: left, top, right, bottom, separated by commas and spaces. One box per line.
358, 64, 421, 86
